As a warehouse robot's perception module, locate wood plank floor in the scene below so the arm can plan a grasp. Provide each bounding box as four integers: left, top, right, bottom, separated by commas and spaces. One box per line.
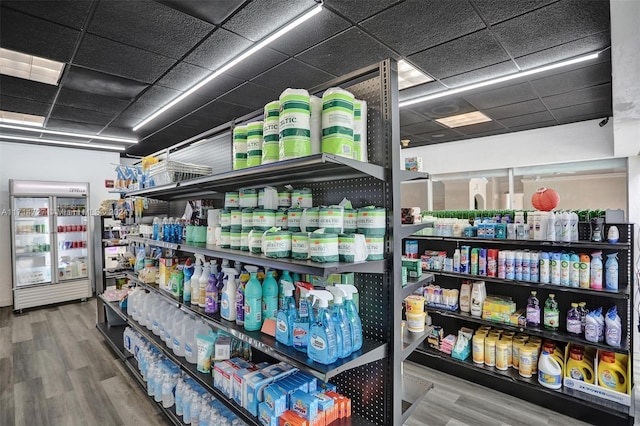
0, 299, 637, 425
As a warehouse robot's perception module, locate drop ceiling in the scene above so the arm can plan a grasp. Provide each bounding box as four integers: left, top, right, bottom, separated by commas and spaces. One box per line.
0, 0, 612, 154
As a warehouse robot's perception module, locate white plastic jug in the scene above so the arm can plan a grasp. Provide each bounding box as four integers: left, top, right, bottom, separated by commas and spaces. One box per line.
538, 351, 562, 389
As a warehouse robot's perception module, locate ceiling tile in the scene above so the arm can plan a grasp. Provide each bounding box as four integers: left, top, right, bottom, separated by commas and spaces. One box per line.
529, 61, 611, 97
226, 48, 288, 80
157, 62, 211, 92
414, 129, 468, 143
498, 110, 555, 127
269, 9, 351, 56
399, 82, 449, 103
542, 83, 611, 110
88, 1, 214, 59
223, 0, 317, 42
46, 118, 106, 134
0, 95, 50, 116
462, 127, 512, 138
411, 97, 478, 119
62, 66, 149, 100
0, 75, 58, 103
400, 129, 414, 138
1, 1, 92, 29
74, 34, 176, 84
251, 59, 336, 94
136, 86, 182, 107
440, 61, 519, 88
408, 30, 510, 79
514, 31, 610, 70
194, 74, 245, 101
324, 0, 401, 22
157, 0, 245, 25
556, 112, 609, 125
134, 125, 205, 154
453, 120, 506, 135
491, 0, 610, 58
200, 101, 255, 123
99, 126, 138, 140
463, 82, 538, 109
361, 0, 485, 55
217, 82, 281, 110
401, 120, 448, 135
56, 89, 131, 115
400, 110, 429, 126
184, 28, 253, 71
509, 120, 557, 132
50, 105, 116, 126
0, 8, 79, 63
109, 113, 147, 128
551, 99, 611, 122
296, 28, 397, 76
483, 99, 548, 119
471, 0, 558, 25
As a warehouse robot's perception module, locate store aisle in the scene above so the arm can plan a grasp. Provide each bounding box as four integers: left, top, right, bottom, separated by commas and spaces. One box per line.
0, 299, 169, 426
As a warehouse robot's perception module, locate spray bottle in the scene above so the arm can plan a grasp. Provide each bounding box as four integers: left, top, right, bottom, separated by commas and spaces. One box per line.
190, 256, 204, 306
292, 283, 314, 353
307, 290, 338, 365
278, 270, 294, 310
275, 280, 296, 346
221, 268, 238, 321
198, 262, 210, 308
183, 258, 194, 304
327, 287, 352, 358
244, 270, 263, 332
204, 270, 218, 314
336, 284, 363, 352
262, 270, 279, 320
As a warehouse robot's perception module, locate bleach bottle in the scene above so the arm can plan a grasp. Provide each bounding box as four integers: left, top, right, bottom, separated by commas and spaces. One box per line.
244, 272, 263, 331
221, 269, 237, 321
275, 280, 296, 346
337, 284, 363, 352
198, 262, 211, 308
292, 286, 314, 353
307, 290, 338, 365
262, 270, 279, 320
327, 287, 352, 358
190, 256, 204, 306
182, 258, 194, 304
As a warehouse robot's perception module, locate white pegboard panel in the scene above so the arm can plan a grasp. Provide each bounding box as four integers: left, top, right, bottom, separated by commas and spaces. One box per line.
163, 130, 232, 175
331, 360, 388, 424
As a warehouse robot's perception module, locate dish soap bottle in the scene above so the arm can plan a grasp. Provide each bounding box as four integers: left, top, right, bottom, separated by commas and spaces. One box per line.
327, 286, 352, 359
262, 270, 279, 320
566, 303, 582, 334
220, 268, 237, 321
526, 291, 540, 327
275, 280, 296, 346
244, 272, 263, 332
590, 251, 603, 289
605, 253, 618, 290
307, 290, 338, 365
543, 294, 559, 330
337, 284, 363, 352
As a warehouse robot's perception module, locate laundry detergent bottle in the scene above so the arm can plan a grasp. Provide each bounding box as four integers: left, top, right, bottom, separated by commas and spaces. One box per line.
275, 280, 296, 346
327, 286, 352, 359
307, 290, 338, 365
337, 284, 363, 352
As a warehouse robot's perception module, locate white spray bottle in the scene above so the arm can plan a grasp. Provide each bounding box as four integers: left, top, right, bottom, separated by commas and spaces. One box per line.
221, 268, 238, 321
336, 284, 363, 352
190, 256, 204, 306
198, 262, 211, 308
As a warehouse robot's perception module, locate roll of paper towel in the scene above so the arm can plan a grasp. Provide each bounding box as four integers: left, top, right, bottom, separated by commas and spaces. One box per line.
322, 87, 354, 159
310, 95, 322, 155
233, 125, 247, 170
262, 101, 280, 164
246, 121, 263, 168
279, 88, 311, 160
354, 99, 368, 162
339, 234, 368, 263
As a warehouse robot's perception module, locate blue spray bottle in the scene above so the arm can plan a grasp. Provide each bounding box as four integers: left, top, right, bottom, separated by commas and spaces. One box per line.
275, 280, 296, 346
307, 290, 338, 365
327, 286, 352, 358
292, 285, 313, 353
336, 284, 363, 352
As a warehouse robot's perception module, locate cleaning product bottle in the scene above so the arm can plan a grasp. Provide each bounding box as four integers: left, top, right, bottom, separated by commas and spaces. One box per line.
205, 270, 218, 314
543, 294, 559, 330
590, 251, 603, 289
566, 303, 582, 334
198, 262, 211, 308
278, 270, 293, 310
560, 252, 570, 286
236, 269, 248, 326
605, 305, 622, 347
585, 309, 599, 342
183, 258, 194, 304
579, 301, 589, 333
605, 253, 619, 291
598, 351, 627, 393
307, 290, 338, 365
530, 251, 540, 282
539, 252, 550, 283
538, 351, 562, 389
275, 280, 296, 346
244, 272, 263, 331
190, 256, 203, 306
220, 268, 237, 321
470, 281, 485, 317
569, 253, 580, 287
526, 291, 540, 327
337, 284, 363, 352
162, 217, 170, 242
470, 248, 479, 275
327, 286, 352, 359
153, 217, 161, 241
292, 285, 313, 352
262, 270, 279, 320
550, 252, 561, 285
522, 250, 531, 281
595, 307, 605, 343
579, 254, 591, 289
567, 350, 595, 383
453, 249, 461, 273
505, 250, 515, 280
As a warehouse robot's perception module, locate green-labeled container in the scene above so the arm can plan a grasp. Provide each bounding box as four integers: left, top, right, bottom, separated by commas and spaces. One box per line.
287, 208, 303, 232
263, 230, 292, 258
262, 101, 280, 164
252, 208, 276, 231
365, 235, 385, 261
169, 269, 184, 298
276, 208, 288, 229
192, 226, 207, 243
229, 209, 242, 229
357, 206, 386, 236
309, 232, 339, 263
339, 234, 357, 263
240, 228, 251, 251
279, 89, 311, 160
220, 209, 231, 228
353, 100, 364, 162
233, 125, 247, 170
230, 229, 241, 250
241, 208, 254, 229
185, 224, 195, 242
319, 206, 344, 234
291, 188, 312, 208
291, 232, 310, 260
220, 228, 231, 249
224, 192, 240, 209
301, 207, 319, 232
249, 229, 263, 254
278, 191, 291, 208
239, 188, 258, 208
246, 121, 264, 168
321, 87, 354, 159
343, 208, 357, 233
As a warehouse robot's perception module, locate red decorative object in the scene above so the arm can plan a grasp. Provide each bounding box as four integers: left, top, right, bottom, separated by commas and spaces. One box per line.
531, 187, 560, 211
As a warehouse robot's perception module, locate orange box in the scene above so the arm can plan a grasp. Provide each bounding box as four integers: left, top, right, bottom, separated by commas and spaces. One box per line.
279, 410, 309, 426
325, 392, 349, 419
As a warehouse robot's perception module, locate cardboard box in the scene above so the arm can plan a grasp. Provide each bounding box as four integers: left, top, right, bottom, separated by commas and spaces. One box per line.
158, 257, 174, 290
290, 390, 319, 421
233, 366, 259, 406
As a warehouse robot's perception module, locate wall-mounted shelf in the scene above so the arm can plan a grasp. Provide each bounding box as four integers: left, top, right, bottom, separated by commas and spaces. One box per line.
408, 235, 631, 250
401, 274, 435, 300
401, 373, 433, 424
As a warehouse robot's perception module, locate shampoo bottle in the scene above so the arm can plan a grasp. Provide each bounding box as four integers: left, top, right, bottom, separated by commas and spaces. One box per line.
470, 281, 486, 317
337, 284, 363, 352
220, 268, 237, 321
605, 253, 619, 291
244, 272, 263, 331
262, 270, 279, 320
590, 251, 603, 289
327, 286, 353, 359
198, 262, 210, 308
307, 290, 338, 365
275, 280, 296, 346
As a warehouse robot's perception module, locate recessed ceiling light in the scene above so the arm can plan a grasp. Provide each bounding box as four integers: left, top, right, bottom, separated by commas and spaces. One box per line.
398, 60, 434, 90
0, 134, 125, 151
0, 48, 65, 86
0, 110, 44, 127
435, 111, 492, 128
0, 123, 138, 144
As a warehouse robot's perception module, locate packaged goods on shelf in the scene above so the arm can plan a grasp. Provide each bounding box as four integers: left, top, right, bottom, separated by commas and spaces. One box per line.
420, 251, 447, 271
482, 296, 517, 323
402, 257, 422, 278
422, 285, 458, 311
404, 156, 423, 172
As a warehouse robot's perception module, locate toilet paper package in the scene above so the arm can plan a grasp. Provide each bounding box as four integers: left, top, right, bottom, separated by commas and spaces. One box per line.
338, 234, 368, 263
279, 88, 311, 160
321, 87, 354, 159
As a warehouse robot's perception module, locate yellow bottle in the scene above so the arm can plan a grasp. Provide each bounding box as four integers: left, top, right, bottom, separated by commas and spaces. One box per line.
566, 351, 595, 384
598, 351, 627, 393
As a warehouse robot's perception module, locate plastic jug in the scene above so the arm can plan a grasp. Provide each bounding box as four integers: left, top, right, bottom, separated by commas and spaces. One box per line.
598, 351, 627, 393
567, 350, 595, 384
262, 270, 279, 320
244, 272, 263, 331
538, 351, 562, 389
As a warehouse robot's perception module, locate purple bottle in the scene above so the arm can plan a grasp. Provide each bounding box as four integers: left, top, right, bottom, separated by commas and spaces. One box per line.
566, 303, 582, 334
204, 273, 218, 314
526, 290, 540, 326
236, 273, 247, 326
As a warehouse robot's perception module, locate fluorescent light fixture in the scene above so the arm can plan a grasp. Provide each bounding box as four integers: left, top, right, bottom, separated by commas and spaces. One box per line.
0, 110, 45, 127
0, 123, 138, 143
398, 59, 434, 90
399, 52, 600, 108
0, 134, 125, 151
133, 4, 323, 132
0, 48, 65, 85
435, 111, 492, 128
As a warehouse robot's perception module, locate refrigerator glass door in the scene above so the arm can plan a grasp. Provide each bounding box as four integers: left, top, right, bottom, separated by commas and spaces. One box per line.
13, 197, 53, 286
55, 197, 89, 281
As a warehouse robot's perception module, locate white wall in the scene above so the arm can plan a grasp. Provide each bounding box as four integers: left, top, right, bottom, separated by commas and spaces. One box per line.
0, 142, 120, 307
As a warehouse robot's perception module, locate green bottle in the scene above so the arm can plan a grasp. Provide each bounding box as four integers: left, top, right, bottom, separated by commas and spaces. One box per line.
244, 272, 263, 331
262, 270, 279, 320
543, 294, 559, 330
